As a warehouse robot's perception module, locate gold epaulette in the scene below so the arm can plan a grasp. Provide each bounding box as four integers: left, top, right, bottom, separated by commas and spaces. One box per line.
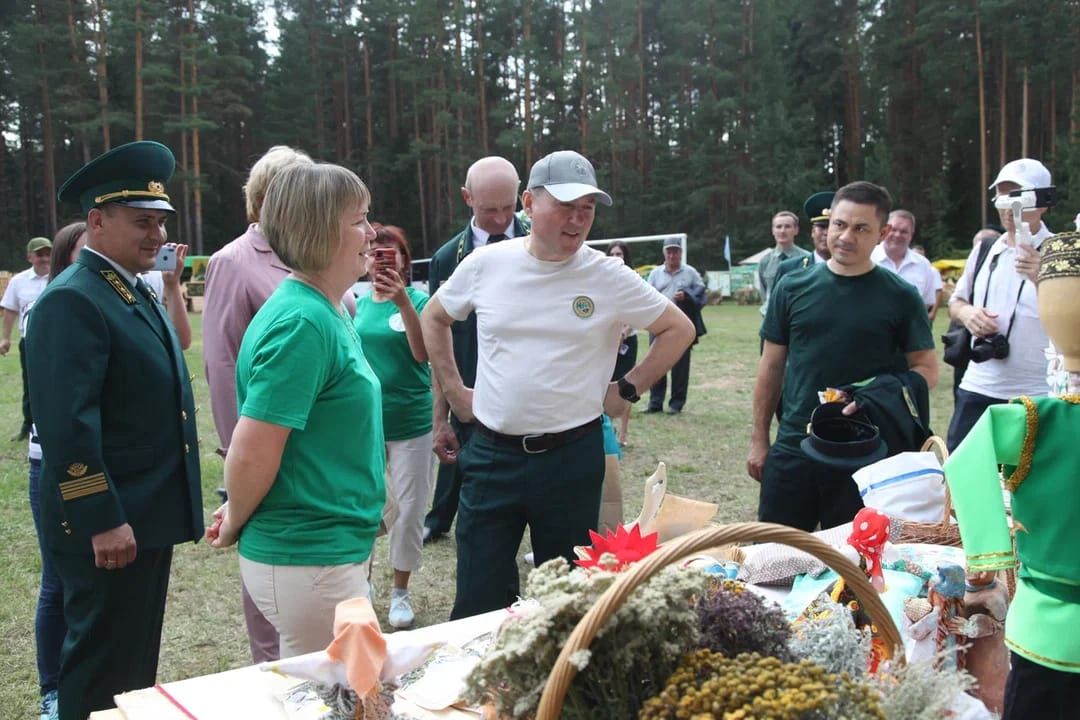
100, 270, 136, 305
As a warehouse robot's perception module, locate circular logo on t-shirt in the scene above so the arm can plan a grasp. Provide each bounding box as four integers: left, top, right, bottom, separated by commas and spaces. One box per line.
388, 313, 406, 332
572, 296, 595, 318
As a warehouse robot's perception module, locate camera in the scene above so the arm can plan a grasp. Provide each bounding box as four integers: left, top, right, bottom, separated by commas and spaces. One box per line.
992, 186, 1056, 211
970, 333, 1010, 363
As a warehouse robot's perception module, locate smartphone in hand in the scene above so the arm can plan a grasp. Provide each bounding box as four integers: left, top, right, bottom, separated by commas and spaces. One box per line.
153, 244, 177, 271
373, 247, 396, 274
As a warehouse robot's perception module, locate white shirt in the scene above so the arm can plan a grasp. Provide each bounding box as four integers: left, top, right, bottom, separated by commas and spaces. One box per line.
871, 245, 938, 306
469, 218, 516, 249
435, 239, 670, 434
1, 267, 48, 335
949, 223, 1053, 399
814, 251, 828, 264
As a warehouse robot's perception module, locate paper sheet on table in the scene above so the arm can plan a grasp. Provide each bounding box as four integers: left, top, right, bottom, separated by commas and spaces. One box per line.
392, 608, 510, 714
114, 665, 301, 719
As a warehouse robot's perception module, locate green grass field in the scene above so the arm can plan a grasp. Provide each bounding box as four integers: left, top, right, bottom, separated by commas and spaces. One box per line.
0, 304, 957, 714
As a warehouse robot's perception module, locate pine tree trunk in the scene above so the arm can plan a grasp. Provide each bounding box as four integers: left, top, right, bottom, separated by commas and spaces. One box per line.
975, 3, 988, 227
637, 0, 646, 179
522, 1, 533, 169
188, 0, 203, 254
414, 82, 429, 253
453, 0, 464, 174
363, 38, 373, 181
998, 46, 1007, 166
387, 18, 399, 140
36, 4, 57, 237
94, 0, 111, 150
475, 2, 488, 154
341, 3, 352, 163
578, 0, 588, 150
135, 0, 143, 139
66, 0, 91, 162
1021, 65, 1029, 157
178, 4, 190, 242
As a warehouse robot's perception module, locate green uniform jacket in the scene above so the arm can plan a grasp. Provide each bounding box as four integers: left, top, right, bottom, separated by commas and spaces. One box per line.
26, 248, 203, 552
428, 216, 530, 389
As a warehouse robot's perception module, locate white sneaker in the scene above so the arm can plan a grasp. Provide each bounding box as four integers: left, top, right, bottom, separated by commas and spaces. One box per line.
523, 552, 535, 566
389, 592, 415, 629
39, 690, 59, 720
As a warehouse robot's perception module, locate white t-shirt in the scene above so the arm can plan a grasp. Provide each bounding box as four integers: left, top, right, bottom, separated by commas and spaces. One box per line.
435, 239, 670, 434
1, 267, 48, 335
870, 245, 938, 306
949, 224, 1053, 399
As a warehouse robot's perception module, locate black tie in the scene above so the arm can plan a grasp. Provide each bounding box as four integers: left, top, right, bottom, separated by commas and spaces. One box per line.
488, 233, 507, 244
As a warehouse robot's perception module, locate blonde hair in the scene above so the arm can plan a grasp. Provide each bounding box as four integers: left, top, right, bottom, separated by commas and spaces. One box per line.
260, 163, 371, 274
243, 146, 314, 222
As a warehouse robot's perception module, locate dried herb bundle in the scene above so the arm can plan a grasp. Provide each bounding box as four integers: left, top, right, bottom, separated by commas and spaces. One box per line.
462, 558, 709, 719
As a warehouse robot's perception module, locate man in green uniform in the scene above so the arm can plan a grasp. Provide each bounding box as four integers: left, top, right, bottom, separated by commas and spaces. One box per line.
774, 193, 834, 289
422, 156, 529, 543
27, 141, 203, 719
747, 181, 938, 531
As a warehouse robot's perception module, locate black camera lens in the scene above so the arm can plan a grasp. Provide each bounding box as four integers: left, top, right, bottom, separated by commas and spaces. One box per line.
970, 334, 1010, 363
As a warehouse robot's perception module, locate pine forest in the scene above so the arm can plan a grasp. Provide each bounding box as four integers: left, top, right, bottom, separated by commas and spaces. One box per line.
3, 0, 1080, 269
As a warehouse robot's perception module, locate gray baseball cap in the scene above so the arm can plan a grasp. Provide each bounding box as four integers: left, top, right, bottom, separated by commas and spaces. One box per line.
527, 150, 613, 206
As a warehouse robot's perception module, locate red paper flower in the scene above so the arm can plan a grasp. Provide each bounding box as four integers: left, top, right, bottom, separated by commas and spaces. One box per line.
575, 524, 660, 572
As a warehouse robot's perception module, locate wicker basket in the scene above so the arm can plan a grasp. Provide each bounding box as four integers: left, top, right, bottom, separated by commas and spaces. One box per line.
534, 521, 903, 720
891, 436, 963, 547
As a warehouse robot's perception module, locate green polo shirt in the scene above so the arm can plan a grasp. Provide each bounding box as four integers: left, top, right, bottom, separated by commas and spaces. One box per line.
761, 263, 934, 453
354, 287, 432, 441
236, 278, 385, 565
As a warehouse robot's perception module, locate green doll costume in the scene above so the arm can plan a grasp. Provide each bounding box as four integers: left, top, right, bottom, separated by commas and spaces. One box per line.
944, 229, 1080, 719
945, 395, 1080, 674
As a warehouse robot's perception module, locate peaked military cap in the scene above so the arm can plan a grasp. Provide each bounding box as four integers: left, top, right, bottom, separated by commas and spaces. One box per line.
58, 141, 176, 214
804, 191, 835, 225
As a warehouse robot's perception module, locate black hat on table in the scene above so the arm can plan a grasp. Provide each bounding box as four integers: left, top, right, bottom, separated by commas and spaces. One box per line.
58, 140, 176, 214
803, 191, 835, 226
800, 401, 887, 471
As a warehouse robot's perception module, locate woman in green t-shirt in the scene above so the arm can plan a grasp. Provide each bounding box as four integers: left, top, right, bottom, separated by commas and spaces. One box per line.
207, 162, 386, 658
354, 224, 432, 630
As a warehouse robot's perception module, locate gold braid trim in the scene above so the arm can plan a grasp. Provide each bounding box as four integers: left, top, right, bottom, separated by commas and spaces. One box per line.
1001, 396, 1037, 493
1005, 637, 1080, 669
1059, 393, 1080, 405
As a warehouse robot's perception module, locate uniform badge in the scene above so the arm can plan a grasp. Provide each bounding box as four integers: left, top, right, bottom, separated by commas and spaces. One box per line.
100, 270, 136, 305
148, 180, 165, 194
67, 462, 88, 477
572, 295, 595, 318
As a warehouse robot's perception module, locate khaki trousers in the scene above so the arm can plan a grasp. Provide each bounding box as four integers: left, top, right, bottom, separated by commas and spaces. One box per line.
239, 557, 370, 658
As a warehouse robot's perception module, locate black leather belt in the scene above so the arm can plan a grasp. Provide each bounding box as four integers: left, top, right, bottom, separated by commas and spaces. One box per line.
474, 417, 602, 454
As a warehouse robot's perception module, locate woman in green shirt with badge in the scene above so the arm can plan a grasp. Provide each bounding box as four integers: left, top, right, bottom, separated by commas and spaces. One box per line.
354, 224, 432, 629
207, 162, 386, 658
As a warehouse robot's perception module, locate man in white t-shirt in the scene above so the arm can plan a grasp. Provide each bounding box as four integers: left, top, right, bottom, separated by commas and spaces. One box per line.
946, 158, 1054, 451
422, 150, 695, 619
871, 209, 939, 315
910, 244, 944, 321
1, 236, 52, 441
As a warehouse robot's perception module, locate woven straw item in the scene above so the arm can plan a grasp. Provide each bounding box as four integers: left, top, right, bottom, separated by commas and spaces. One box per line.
534, 521, 903, 720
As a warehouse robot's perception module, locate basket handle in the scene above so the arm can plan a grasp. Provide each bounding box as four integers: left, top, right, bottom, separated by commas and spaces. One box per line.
920, 435, 953, 525
535, 521, 903, 720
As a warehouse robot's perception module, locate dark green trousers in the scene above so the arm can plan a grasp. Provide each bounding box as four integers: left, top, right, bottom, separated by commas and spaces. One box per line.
450, 427, 604, 620
51, 546, 173, 720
